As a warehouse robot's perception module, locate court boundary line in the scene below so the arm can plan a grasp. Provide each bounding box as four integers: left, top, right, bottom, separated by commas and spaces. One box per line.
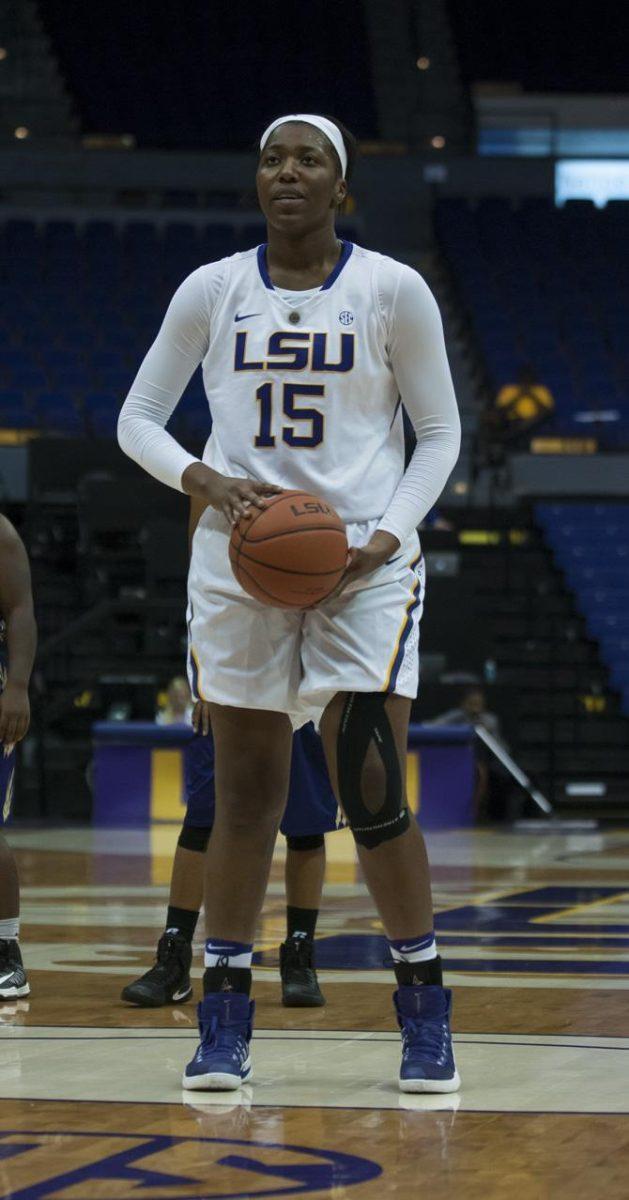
3, 1030, 629, 1052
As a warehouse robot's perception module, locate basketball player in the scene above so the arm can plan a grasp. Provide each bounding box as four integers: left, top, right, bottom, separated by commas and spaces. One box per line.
118, 114, 461, 1093
121, 700, 335, 1008
0, 515, 37, 1000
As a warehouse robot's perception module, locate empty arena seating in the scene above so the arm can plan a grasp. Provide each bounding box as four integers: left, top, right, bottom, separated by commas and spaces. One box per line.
435, 198, 629, 448
38, 0, 378, 148
537, 503, 629, 713
0, 217, 347, 440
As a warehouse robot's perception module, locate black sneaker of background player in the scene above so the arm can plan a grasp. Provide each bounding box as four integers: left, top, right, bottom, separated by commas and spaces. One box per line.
280, 935, 325, 1007
0, 939, 30, 999
121, 930, 193, 1007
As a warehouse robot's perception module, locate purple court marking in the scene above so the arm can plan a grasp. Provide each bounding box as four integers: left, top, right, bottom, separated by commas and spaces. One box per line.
0, 1130, 381, 1200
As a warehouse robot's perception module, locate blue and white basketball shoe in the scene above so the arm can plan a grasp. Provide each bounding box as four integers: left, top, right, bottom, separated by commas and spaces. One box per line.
183, 992, 254, 1091
394, 985, 461, 1093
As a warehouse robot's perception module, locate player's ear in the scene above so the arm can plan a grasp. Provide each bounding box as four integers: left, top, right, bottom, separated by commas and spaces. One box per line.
333, 178, 348, 209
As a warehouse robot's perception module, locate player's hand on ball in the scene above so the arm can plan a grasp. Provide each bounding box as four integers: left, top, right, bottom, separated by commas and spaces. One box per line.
0, 681, 30, 746
325, 530, 400, 601
215, 477, 283, 526
182, 462, 282, 526
192, 700, 211, 736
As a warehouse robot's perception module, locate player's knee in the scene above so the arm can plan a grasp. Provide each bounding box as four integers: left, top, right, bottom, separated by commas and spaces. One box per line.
336, 691, 409, 850
220, 778, 286, 833
177, 823, 212, 853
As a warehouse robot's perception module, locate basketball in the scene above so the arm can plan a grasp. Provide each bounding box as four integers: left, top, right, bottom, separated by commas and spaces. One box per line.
229, 490, 348, 608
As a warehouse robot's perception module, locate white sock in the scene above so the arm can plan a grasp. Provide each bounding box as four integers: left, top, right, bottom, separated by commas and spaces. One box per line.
204, 938, 253, 969
389, 933, 437, 963
0, 917, 19, 940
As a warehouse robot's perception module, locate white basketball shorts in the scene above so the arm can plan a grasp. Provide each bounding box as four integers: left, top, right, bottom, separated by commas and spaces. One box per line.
187, 508, 425, 722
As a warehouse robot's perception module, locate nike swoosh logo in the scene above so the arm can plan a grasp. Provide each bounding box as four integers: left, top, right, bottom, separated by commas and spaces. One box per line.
172, 986, 191, 1001
234, 312, 262, 322
0, 973, 14, 986
399, 943, 430, 953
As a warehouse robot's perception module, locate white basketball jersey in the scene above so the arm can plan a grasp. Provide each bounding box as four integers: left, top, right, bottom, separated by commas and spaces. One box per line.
200, 241, 404, 526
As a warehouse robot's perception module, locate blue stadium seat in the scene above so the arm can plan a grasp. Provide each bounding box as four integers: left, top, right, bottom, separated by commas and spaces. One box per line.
88, 402, 119, 438
437, 199, 629, 445
537, 502, 629, 714
35, 393, 84, 435
0, 392, 35, 429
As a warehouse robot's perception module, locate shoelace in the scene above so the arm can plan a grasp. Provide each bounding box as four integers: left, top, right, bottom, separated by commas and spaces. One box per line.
285, 939, 313, 968
198, 1013, 247, 1060
146, 935, 185, 983
156, 934, 179, 963
402, 1016, 449, 1061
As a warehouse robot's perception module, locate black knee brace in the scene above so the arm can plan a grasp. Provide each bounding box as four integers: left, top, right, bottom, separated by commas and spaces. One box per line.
337, 692, 409, 849
177, 823, 212, 852
285, 833, 325, 851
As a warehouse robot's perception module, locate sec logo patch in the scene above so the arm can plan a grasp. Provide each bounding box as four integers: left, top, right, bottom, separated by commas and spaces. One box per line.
339, 310, 354, 325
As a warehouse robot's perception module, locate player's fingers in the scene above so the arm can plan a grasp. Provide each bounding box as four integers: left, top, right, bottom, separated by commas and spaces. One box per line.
239, 493, 261, 513
245, 493, 267, 510
192, 706, 199, 733
250, 481, 282, 495
202, 705, 210, 736
343, 549, 364, 578
233, 499, 251, 521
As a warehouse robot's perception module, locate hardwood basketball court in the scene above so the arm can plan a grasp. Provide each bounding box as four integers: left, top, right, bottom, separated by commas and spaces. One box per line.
2, 823, 629, 1199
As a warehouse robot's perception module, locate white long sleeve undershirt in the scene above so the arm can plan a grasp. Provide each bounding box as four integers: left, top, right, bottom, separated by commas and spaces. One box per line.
376, 259, 461, 543
117, 256, 461, 544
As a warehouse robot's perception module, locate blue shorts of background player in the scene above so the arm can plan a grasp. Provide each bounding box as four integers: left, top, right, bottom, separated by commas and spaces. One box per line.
121, 719, 339, 1009
184, 720, 340, 841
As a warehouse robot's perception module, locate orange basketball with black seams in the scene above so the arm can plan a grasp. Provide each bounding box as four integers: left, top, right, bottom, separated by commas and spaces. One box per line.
229, 489, 348, 609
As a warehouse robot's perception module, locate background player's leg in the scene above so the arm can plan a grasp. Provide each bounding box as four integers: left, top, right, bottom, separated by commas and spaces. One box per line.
285, 840, 326, 919
121, 827, 209, 1007
320, 693, 433, 937
281, 835, 326, 1007
169, 844, 204, 915
0, 832, 28, 999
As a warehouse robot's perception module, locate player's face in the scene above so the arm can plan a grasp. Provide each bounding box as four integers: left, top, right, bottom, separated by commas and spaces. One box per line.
256, 122, 347, 235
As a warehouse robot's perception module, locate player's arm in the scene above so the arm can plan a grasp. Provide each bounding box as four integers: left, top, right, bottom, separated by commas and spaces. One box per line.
0, 516, 37, 744
378, 265, 461, 545
118, 266, 280, 524
329, 266, 460, 596
118, 268, 212, 489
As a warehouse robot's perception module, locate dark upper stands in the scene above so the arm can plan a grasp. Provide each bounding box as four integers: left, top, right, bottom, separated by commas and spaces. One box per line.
37, 0, 378, 148
435, 198, 629, 448
449, 0, 628, 93
537, 504, 629, 716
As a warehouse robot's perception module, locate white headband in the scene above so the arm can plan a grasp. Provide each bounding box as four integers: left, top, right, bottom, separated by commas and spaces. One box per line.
259, 113, 347, 178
